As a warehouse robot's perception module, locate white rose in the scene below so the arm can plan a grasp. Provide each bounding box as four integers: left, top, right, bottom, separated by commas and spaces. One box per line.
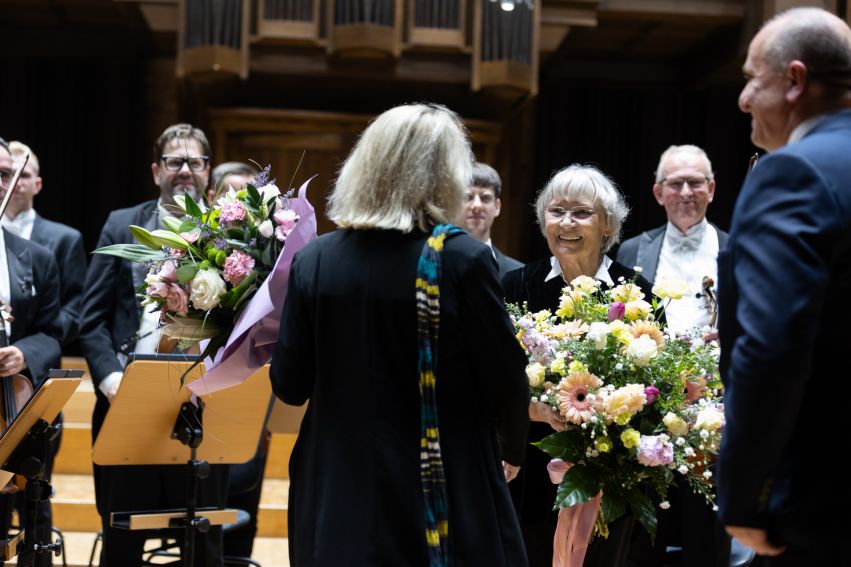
663, 412, 689, 436
526, 362, 546, 388
695, 407, 725, 432
258, 183, 281, 200
586, 322, 610, 350
190, 268, 226, 311
258, 219, 274, 238
625, 334, 658, 366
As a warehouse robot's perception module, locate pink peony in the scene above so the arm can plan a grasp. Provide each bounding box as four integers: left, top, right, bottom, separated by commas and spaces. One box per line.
147, 282, 189, 316
220, 201, 247, 223
223, 250, 255, 286
637, 434, 674, 466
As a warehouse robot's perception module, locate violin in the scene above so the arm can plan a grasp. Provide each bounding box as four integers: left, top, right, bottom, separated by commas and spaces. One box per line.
701, 276, 718, 328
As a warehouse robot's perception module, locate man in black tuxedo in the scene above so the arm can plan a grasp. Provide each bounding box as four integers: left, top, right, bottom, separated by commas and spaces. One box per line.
717, 7, 851, 565
0, 138, 63, 543
79, 124, 227, 566
4, 140, 87, 566
456, 162, 523, 277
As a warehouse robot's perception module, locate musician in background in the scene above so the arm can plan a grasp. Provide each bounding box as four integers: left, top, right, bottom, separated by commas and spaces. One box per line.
616, 144, 730, 566
208, 161, 258, 204
79, 124, 227, 566
4, 140, 87, 566
0, 138, 63, 544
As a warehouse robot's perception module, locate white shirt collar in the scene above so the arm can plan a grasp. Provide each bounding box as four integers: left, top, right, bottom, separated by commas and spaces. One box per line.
545, 255, 614, 287
1, 208, 36, 240
788, 114, 829, 145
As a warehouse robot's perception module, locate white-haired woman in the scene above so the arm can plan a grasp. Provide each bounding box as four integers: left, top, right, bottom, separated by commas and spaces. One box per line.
502, 164, 655, 567
270, 103, 530, 567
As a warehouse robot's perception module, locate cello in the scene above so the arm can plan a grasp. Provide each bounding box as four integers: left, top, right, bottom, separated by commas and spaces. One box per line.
0, 152, 35, 493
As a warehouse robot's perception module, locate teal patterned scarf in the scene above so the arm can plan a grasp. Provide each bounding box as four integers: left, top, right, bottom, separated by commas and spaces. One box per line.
416, 223, 462, 567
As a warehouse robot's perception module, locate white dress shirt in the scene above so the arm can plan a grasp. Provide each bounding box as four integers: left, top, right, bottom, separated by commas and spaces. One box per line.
1, 208, 36, 240
545, 255, 614, 287
0, 230, 10, 336
656, 219, 719, 334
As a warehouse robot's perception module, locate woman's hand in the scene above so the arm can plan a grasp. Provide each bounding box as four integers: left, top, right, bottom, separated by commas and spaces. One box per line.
502, 461, 521, 482
529, 400, 565, 431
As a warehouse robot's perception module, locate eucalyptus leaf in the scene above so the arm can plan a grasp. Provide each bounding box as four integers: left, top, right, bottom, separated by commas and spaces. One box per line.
176, 263, 200, 284
554, 464, 598, 509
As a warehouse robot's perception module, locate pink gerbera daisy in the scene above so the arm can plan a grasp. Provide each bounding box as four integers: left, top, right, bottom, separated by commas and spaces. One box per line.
556, 371, 603, 424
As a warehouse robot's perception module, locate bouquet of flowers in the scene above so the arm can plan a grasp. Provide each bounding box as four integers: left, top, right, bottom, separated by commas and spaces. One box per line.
96, 166, 316, 389
508, 274, 723, 542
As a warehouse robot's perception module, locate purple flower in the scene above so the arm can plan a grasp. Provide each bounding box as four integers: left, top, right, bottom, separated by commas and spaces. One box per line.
607, 302, 625, 322
637, 435, 674, 467
643, 386, 659, 405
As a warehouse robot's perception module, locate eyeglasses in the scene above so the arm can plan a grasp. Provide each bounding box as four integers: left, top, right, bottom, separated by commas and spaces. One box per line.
161, 154, 209, 172
0, 168, 13, 187
659, 176, 709, 190
545, 207, 596, 222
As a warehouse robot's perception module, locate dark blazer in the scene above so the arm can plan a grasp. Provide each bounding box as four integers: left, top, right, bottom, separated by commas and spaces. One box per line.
270, 228, 530, 567
501, 257, 653, 567
4, 229, 62, 386
616, 223, 729, 283
494, 245, 523, 278
31, 213, 87, 345
717, 110, 851, 547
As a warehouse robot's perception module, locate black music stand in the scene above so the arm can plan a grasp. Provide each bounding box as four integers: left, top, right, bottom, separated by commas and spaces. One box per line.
92, 354, 271, 566
0, 371, 83, 565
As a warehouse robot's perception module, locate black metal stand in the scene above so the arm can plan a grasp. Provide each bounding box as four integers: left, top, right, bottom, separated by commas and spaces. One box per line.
2, 418, 62, 566
170, 398, 210, 567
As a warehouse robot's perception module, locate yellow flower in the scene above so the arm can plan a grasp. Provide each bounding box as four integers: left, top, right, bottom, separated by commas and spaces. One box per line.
534, 309, 552, 323
602, 384, 646, 421
570, 275, 599, 294
595, 437, 612, 453
568, 360, 587, 373
526, 362, 546, 388
611, 283, 644, 303
624, 300, 652, 321
652, 274, 689, 300
556, 294, 575, 319
695, 407, 725, 432
551, 357, 567, 376
631, 320, 665, 350
663, 412, 689, 437
620, 428, 640, 448
608, 320, 634, 345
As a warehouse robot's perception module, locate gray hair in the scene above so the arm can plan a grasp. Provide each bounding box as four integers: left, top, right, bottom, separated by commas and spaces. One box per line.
535, 164, 629, 253
654, 144, 714, 183
762, 8, 851, 97
471, 162, 502, 198
328, 103, 473, 232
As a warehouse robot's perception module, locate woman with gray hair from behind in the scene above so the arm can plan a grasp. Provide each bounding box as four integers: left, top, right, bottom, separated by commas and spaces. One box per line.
502, 164, 655, 567
270, 103, 530, 567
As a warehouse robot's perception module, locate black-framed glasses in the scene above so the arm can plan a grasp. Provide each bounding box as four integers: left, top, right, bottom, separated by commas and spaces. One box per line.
545, 207, 596, 222
659, 176, 709, 190
161, 154, 209, 172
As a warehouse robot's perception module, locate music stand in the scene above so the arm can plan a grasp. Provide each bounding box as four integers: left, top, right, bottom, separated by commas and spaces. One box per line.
92, 354, 271, 565
0, 372, 83, 565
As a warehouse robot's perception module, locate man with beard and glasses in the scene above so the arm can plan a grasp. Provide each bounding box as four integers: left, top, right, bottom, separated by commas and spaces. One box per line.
79, 123, 228, 566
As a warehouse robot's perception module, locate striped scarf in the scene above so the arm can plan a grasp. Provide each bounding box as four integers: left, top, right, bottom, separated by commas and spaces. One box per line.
416, 223, 462, 567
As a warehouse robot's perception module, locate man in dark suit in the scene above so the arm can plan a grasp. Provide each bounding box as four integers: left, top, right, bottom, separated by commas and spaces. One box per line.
617, 145, 732, 567
717, 7, 851, 565
4, 140, 87, 567
79, 124, 227, 566
456, 161, 523, 276
0, 138, 63, 544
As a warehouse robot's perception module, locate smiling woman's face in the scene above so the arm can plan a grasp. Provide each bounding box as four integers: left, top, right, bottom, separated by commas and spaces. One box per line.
544, 197, 611, 265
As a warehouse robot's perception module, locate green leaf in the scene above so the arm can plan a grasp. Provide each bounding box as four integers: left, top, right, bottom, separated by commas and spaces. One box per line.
246, 183, 262, 206
600, 492, 627, 524
623, 488, 658, 542
129, 225, 163, 250
161, 216, 184, 233
219, 271, 258, 310
554, 464, 599, 509
150, 229, 190, 250
176, 193, 204, 219
176, 263, 200, 284
533, 431, 584, 463
93, 244, 165, 262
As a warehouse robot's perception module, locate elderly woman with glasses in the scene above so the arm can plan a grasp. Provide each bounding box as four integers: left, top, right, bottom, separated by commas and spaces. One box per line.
270, 103, 530, 567
502, 164, 655, 567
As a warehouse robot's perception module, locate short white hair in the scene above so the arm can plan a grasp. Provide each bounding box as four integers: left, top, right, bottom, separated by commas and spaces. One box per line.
654, 145, 714, 183
9, 141, 40, 175
535, 164, 629, 253
328, 104, 473, 233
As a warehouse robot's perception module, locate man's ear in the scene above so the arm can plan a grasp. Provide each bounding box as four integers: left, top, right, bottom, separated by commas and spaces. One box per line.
652, 183, 665, 206
706, 179, 716, 203
494, 197, 502, 218
151, 162, 161, 185
32, 176, 43, 197
786, 60, 808, 103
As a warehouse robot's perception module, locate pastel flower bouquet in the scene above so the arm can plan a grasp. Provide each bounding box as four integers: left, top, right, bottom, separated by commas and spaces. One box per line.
508, 274, 724, 543
96, 166, 316, 390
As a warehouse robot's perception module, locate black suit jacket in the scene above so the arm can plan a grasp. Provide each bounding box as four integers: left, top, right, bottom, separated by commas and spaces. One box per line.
493, 245, 523, 278
4, 229, 62, 386
717, 110, 851, 546
616, 223, 729, 283
31, 213, 87, 345
270, 228, 529, 567
79, 200, 158, 436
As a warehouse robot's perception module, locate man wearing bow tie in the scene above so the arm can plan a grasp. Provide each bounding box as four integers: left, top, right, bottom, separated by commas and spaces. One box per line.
0, 138, 63, 543
617, 144, 727, 337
